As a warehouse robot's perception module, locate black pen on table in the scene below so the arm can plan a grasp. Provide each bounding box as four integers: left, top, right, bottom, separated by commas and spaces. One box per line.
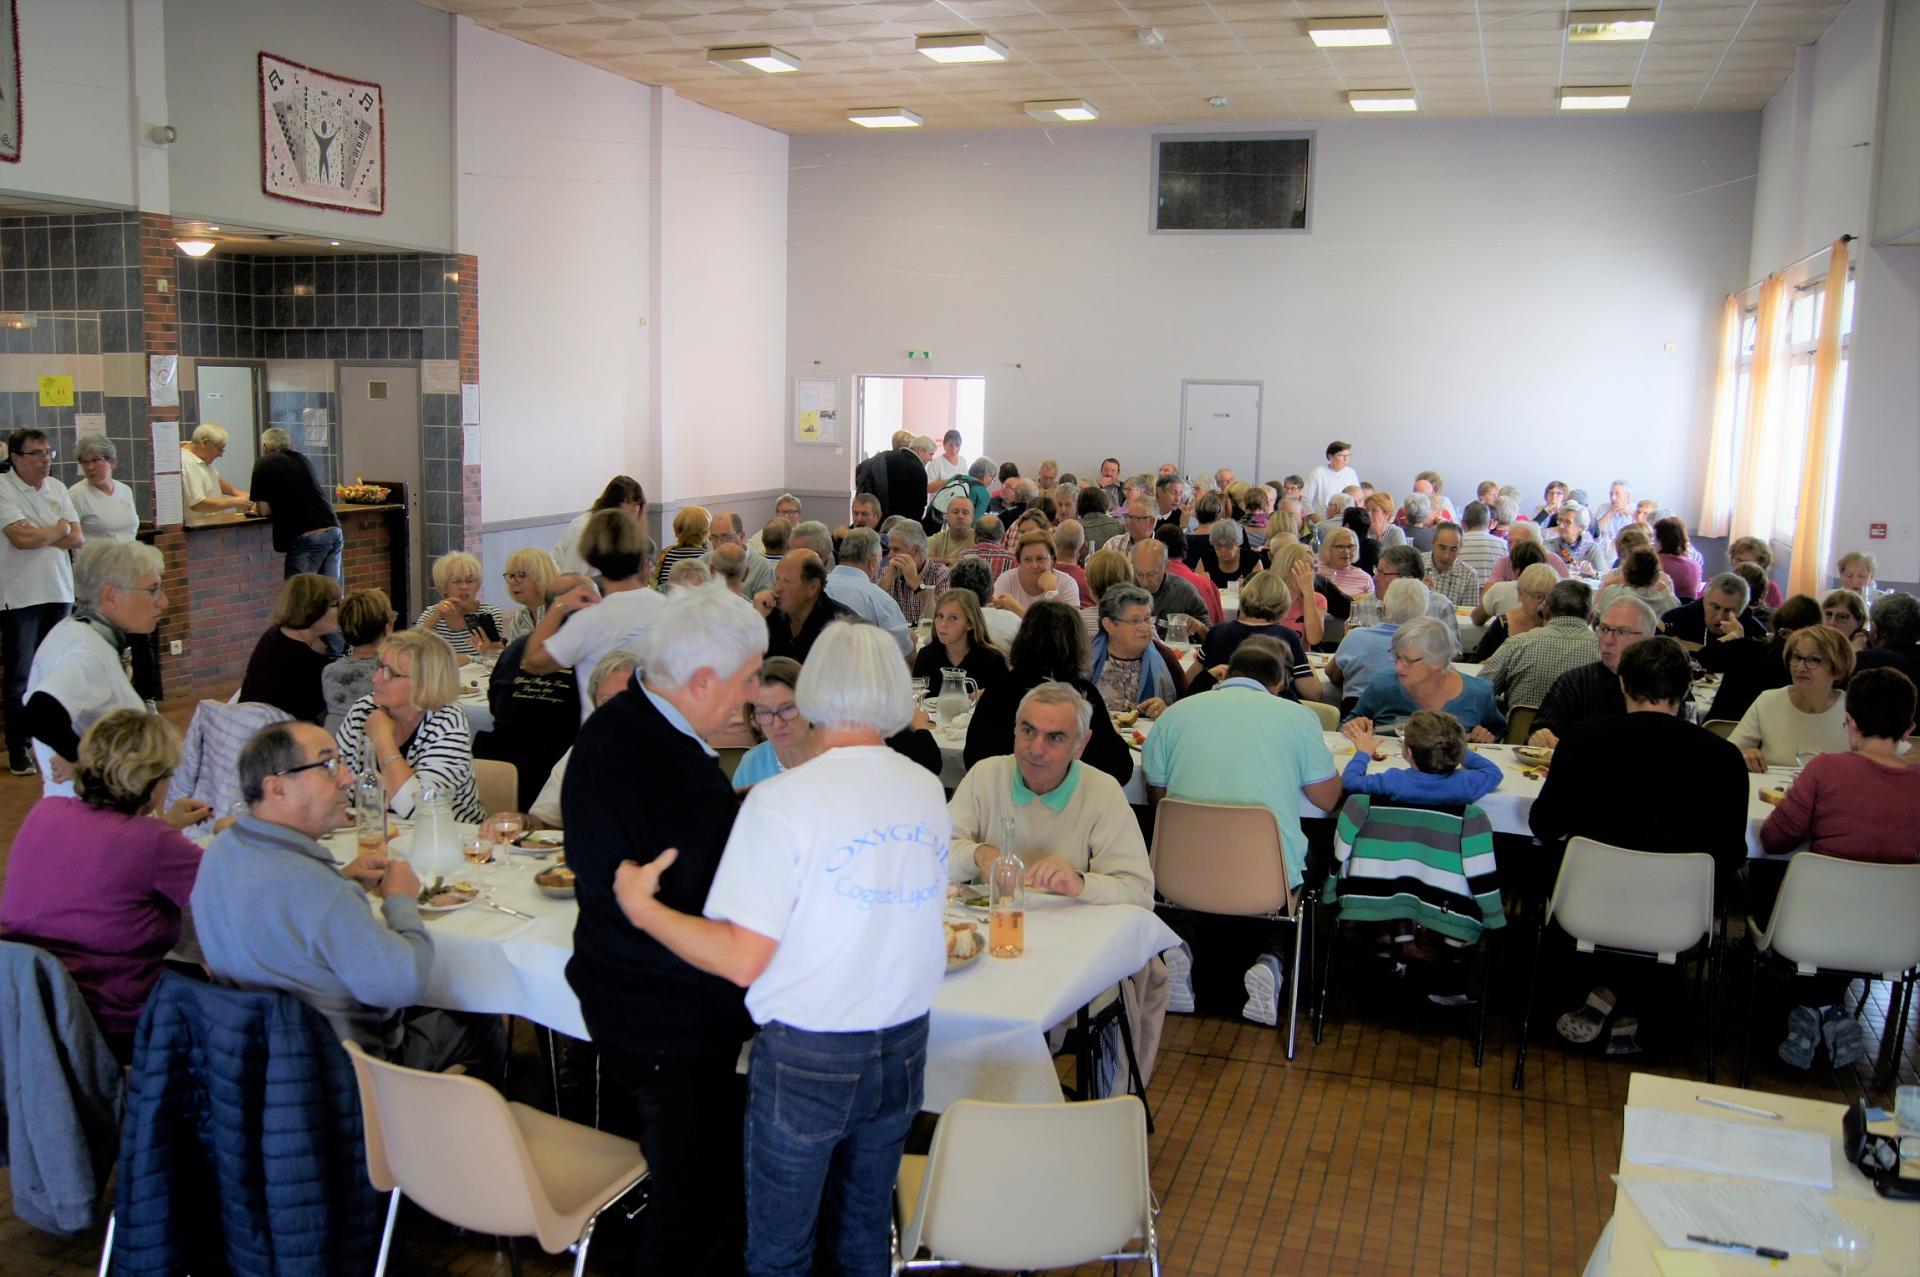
1687, 1234, 1790, 1261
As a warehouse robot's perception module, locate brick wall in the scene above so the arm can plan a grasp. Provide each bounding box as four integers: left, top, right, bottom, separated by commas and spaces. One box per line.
139, 214, 196, 703
457, 253, 481, 553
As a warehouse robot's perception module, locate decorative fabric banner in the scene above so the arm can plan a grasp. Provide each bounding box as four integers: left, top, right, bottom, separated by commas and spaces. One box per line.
258, 52, 384, 214
0, 1, 20, 164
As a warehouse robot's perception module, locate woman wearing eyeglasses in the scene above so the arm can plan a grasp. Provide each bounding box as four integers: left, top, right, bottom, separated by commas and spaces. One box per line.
499, 547, 558, 643
333, 628, 485, 821
732, 658, 815, 790
1730, 624, 1854, 771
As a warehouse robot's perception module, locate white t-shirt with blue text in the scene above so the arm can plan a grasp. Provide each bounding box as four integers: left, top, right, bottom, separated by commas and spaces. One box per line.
703, 745, 950, 1032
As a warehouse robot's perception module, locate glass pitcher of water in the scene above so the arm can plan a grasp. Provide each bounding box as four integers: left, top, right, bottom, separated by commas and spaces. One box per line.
937, 668, 979, 725
410, 783, 461, 878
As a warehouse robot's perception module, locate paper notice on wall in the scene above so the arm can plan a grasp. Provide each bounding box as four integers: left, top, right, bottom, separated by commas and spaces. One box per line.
461, 384, 480, 425
149, 355, 179, 408
151, 420, 181, 474
795, 378, 838, 445
73, 412, 105, 435
302, 424, 329, 450
152, 476, 183, 527
462, 425, 481, 465
38, 375, 74, 407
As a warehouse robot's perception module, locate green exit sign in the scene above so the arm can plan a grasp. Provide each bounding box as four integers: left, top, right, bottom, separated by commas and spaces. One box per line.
906, 350, 931, 360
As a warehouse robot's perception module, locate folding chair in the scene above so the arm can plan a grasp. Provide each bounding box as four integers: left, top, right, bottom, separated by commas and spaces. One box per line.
1701, 719, 1738, 740
1503, 706, 1537, 745
473, 758, 519, 817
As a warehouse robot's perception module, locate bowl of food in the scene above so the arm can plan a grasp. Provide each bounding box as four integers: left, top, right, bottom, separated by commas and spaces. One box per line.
514, 830, 564, 857
944, 920, 982, 972
336, 478, 392, 505
1514, 746, 1555, 768
534, 863, 577, 899
418, 877, 480, 913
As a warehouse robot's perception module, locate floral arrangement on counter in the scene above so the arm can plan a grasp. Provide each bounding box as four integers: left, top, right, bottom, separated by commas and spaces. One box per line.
336, 478, 392, 504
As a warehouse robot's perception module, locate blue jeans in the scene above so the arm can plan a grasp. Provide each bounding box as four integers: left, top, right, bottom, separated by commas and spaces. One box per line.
743, 1015, 928, 1277
285, 526, 343, 581
2, 601, 70, 754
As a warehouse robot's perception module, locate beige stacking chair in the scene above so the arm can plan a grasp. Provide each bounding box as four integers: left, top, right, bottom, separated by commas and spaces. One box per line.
893, 1097, 1157, 1274
343, 1042, 648, 1277
1151, 798, 1312, 1058
1306, 699, 1340, 732
472, 758, 518, 817
1702, 719, 1738, 739
1738, 853, 1920, 1089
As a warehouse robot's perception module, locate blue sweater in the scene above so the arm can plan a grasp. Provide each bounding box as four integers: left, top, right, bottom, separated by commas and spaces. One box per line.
189, 814, 432, 1055
1340, 749, 1503, 805
1345, 671, 1508, 738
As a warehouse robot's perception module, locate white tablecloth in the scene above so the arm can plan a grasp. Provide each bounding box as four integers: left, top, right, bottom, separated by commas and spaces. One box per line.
456, 661, 495, 736
316, 830, 1177, 1110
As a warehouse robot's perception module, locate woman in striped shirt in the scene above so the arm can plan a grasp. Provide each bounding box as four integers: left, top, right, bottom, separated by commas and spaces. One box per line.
652, 506, 711, 590
334, 628, 485, 823
1318, 526, 1374, 603
414, 551, 511, 661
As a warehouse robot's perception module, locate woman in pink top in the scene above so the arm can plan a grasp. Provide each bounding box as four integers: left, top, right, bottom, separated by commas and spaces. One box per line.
1654, 517, 1703, 601
1318, 526, 1373, 602
1756, 667, 1920, 1069
990, 528, 1081, 614
0, 710, 209, 1056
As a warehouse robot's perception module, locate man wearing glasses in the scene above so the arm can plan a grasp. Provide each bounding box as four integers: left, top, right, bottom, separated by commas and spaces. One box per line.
2, 428, 84, 775
179, 423, 254, 514
191, 721, 505, 1080
1526, 596, 1660, 748
1099, 494, 1161, 555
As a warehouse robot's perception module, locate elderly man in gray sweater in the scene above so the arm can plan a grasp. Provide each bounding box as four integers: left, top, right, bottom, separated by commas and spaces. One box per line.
190, 721, 503, 1081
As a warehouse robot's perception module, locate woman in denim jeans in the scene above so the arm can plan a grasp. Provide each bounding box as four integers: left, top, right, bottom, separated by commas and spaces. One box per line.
615, 620, 950, 1276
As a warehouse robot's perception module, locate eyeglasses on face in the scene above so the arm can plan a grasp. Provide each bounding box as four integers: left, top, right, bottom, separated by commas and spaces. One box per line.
504, 570, 531, 582
14, 447, 53, 460
278, 753, 348, 779
1788, 653, 1828, 668
752, 702, 800, 725
373, 661, 411, 681
1593, 623, 1644, 639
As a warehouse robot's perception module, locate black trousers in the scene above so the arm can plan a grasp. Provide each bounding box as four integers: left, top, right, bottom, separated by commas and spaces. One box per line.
600, 1044, 747, 1275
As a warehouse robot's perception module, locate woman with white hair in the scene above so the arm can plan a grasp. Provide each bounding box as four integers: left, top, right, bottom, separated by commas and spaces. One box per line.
68, 434, 140, 544
1543, 503, 1606, 578
1472, 560, 1560, 663
1318, 525, 1373, 601
415, 550, 510, 660
612, 619, 948, 1275
25, 540, 168, 795
1346, 617, 1506, 742
1327, 577, 1433, 707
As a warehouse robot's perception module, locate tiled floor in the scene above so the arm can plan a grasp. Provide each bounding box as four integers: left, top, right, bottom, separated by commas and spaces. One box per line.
0, 756, 1910, 1276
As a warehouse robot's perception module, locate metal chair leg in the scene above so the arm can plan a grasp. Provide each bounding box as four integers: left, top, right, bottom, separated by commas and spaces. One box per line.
373, 1187, 401, 1276
1704, 929, 1719, 1084
1512, 919, 1548, 1090
1285, 910, 1306, 1060
1111, 987, 1154, 1133
1314, 907, 1339, 1047
1739, 937, 1760, 1088
1473, 933, 1492, 1068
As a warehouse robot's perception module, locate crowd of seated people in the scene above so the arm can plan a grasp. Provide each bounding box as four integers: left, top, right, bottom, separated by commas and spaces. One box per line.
4, 440, 1918, 1270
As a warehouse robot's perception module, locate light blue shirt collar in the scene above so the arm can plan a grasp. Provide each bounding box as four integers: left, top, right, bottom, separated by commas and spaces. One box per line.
1218, 676, 1272, 695
641, 683, 718, 757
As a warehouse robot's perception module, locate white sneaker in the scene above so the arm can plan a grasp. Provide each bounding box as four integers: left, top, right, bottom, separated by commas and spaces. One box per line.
1163, 943, 1195, 1014
1241, 954, 1284, 1027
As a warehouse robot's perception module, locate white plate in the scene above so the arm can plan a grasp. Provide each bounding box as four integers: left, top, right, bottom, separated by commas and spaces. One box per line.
419, 892, 479, 915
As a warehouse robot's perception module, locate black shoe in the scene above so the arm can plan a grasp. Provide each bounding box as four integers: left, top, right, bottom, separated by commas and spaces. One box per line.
8, 749, 37, 777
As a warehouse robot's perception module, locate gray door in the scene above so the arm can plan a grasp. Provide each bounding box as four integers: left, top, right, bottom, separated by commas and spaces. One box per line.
1179, 380, 1263, 485
196, 364, 261, 492
338, 364, 422, 613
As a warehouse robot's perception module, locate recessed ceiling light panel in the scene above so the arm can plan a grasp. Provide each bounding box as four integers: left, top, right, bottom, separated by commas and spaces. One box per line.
1024, 99, 1099, 122
916, 33, 1008, 64
1559, 85, 1633, 110
707, 45, 800, 74
1308, 17, 1393, 48
848, 107, 924, 128
1347, 89, 1418, 113
1567, 9, 1656, 42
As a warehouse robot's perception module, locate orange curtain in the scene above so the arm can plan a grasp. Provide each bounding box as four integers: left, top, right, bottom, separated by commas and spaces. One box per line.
1695, 294, 1740, 538
1787, 238, 1851, 597
1730, 274, 1789, 544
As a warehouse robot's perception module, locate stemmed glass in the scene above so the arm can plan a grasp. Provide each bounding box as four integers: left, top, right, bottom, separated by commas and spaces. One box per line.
1819, 1221, 1873, 1275
487, 811, 528, 867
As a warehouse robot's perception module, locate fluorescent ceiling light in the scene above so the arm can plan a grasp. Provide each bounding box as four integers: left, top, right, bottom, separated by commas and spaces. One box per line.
707, 45, 800, 73
916, 33, 1008, 64
1567, 9, 1656, 42
848, 107, 923, 128
1024, 99, 1098, 122
1308, 17, 1393, 48
1347, 90, 1418, 113
1559, 85, 1632, 110
175, 239, 215, 257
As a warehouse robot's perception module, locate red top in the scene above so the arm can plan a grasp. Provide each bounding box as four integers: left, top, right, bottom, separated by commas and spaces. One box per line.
1168, 561, 1223, 623
1055, 563, 1089, 597
1659, 553, 1703, 601
1758, 751, 1920, 862
0, 798, 203, 1042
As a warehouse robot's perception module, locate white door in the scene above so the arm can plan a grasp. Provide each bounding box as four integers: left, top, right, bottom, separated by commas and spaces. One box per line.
197, 364, 260, 492
1179, 380, 1262, 484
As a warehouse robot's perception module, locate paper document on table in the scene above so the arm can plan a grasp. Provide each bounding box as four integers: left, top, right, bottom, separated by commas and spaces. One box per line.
1622, 1107, 1832, 1188
1619, 1180, 1846, 1254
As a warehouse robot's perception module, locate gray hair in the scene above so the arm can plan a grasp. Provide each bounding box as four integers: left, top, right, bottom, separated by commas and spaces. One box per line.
1507, 521, 1541, 547
1209, 518, 1242, 549
949, 556, 993, 604
1017, 680, 1092, 743
1391, 615, 1458, 667
969, 456, 997, 481
773, 492, 802, 514
1130, 538, 1168, 571
911, 434, 935, 454
1382, 577, 1431, 626
1053, 519, 1084, 559
238, 723, 305, 806
789, 520, 836, 567
259, 427, 293, 453
190, 423, 229, 447
1557, 502, 1590, 530
795, 621, 912, 735
639, 581, 768, 691
1493, 496, 1519, 525
1602, 594, 1659, 635
74, 539, 164, 605
888, 520, 927, 554
1014, 478, 1038, 502
1460, 500, 1491, 530
840, 526, 882, 567
1325, 493, 1353, 515
1098, 583, 1153, 624
1706, 570, 1749, 608
1379, 544, 1423, 580
588, 649, 640, 706
1546, 579, 1591, 619
1403, 492, 1432, 524
75, 433, 116, 465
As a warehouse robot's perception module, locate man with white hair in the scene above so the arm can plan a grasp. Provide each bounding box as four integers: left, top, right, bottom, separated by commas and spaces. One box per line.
1528, 595, 1659, 747
826, 527, 913, 656
179, 422, 253, 513
1595, 480, 1635, 545
2, 427, 84, 775
1326, 576, 1433, 706
1101, 493, 1161, 556
1479, 580, 1600, 711
747, 494, 801, 555
564, 582, 768, 1274
878, 520, 948, 624
23, 539, 167, 793
248, 426, 342, 579
704, 509, 773, 595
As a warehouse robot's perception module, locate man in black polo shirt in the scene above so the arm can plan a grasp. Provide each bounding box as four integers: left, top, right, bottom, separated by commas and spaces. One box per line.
1528, 595, 1658, 746
763, 549, 850, 662
563, 582, 768, 1273
248, 427, 341, 580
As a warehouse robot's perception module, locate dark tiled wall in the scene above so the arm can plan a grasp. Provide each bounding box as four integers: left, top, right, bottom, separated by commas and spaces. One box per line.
267, 390, 339, 494
173, 252, 458, 363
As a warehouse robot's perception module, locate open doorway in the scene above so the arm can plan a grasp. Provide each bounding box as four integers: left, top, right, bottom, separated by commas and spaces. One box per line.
856, 375, 986, 463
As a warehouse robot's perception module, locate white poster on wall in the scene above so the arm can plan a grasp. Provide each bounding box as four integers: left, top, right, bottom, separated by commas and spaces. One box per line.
149, 355, 178, 408
461, 384, 480, 425
794, 377, 839, 445
151, 420, 180, 475
462, 425, 481, 465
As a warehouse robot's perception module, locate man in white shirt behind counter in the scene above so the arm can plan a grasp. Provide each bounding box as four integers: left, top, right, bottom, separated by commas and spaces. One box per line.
179, 423, 253, 514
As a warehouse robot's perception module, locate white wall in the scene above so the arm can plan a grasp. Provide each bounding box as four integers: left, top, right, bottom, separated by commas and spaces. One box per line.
164, 0, 455, 249
455, 20, 651, 526
0, 0, 136, 207
784, 115, 1759, 520
1751, 0, 1920, 586
1874, 0, 1919, 242
657, 91, 788, 503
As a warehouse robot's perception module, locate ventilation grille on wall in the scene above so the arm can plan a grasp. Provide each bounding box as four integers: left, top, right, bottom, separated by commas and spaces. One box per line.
368, 381, 388, 401
1152, 134, 1313, 232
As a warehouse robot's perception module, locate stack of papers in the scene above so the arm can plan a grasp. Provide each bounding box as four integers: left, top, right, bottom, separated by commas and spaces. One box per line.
1622, 1107, 1833, 1188
1619, 1181, 1849, 1255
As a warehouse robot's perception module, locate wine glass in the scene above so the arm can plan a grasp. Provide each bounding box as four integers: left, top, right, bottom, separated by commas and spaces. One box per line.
488, 810, 528, 862
1819, 1221, 1873, 1275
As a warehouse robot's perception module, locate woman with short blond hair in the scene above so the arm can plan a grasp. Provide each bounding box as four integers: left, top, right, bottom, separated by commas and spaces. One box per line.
416, 550, 510, 660
334, 627, 483, 820
1730, 624, 1855, 771
238, 573, 342, 723
501, 546, 558, 642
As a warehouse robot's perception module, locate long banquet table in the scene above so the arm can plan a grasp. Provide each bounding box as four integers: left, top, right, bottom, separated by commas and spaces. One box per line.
317, 827, 1178, 1112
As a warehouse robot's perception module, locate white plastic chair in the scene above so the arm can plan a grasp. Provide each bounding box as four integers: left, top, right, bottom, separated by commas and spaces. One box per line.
893, 1097, 1157, 1274
1739, 854, 1920, 1088
1512, 837, 1719, 1089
